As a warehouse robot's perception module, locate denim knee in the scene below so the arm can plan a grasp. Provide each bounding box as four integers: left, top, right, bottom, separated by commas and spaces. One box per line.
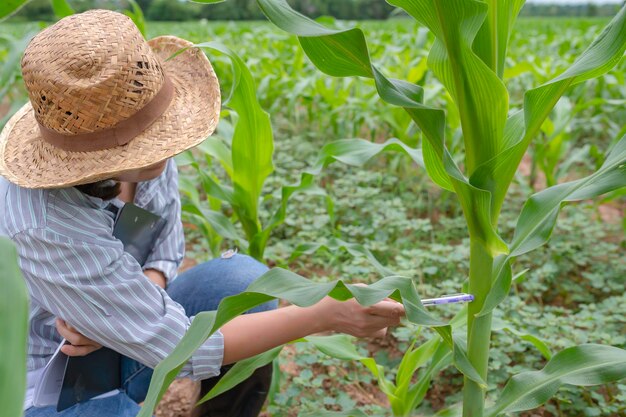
168, 252, 278, 315
220, 253, 278, 313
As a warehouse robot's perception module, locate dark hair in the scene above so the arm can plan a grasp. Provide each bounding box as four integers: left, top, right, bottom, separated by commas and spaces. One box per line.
75, 179, 121, 201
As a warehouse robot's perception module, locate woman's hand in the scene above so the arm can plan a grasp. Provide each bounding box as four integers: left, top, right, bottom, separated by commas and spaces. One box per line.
314, 296, 405, 338
55, 318, 102, 357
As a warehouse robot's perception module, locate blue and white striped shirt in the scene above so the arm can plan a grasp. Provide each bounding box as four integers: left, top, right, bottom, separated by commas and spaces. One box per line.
0, 158, 223, 380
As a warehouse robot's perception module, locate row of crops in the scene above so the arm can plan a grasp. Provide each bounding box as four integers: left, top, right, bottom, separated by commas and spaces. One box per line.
1, 2, 625, 416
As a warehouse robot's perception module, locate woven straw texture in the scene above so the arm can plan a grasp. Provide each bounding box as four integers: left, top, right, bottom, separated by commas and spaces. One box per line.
0, 9, 221, 189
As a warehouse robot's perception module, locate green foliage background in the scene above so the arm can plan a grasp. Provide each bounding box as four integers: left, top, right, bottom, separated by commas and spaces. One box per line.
0, 12, 624, 417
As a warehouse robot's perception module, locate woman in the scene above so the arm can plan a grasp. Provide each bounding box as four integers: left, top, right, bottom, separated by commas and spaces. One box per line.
0, 9, 404, 417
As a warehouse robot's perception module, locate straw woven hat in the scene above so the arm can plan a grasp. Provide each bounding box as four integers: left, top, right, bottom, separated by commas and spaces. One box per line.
0, 9, 221, 189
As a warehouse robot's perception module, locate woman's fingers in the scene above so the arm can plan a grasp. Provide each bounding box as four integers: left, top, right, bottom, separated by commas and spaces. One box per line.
61, 343, 100, 357
55, 318, 102, 356
366, 300, 405, 318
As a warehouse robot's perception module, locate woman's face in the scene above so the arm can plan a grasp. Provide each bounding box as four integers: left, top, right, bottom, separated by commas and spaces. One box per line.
114, 158, 169, 183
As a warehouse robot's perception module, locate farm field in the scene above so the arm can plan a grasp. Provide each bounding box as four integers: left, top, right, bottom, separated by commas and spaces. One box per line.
1, 14, 625, 417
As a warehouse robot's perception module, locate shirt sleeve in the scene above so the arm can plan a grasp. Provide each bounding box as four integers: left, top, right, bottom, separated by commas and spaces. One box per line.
141, 159, 185, 284
13, 227, 223, 380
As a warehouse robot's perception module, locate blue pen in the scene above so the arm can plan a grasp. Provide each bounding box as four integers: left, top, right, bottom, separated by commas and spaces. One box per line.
421, 293, 474, 306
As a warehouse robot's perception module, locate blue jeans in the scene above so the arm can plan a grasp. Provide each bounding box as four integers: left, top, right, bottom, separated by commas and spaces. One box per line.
25, 254, 277, 417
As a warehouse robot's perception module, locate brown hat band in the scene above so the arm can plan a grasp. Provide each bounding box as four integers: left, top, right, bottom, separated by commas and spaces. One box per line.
37, 76, 175, 152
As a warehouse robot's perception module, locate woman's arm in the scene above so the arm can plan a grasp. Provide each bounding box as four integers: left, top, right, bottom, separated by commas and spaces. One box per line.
221, 297, 403, 364
56, 291, 405, 365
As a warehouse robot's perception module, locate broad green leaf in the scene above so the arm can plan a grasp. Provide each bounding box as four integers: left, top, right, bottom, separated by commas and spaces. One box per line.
0, 0, 31, 21
194, 42, 274, 250
139, 268, 484, 416
0, 238, 29, 417
199, 346, 282, 403
478, 135, 626, 315
486, 344, 626, 416
511, 134, 626, 257
197, 208, 240, 242
471, 7, 626, 218
198, 170, 234, 204
190, 0, 227, 3
389, 0, 509, 174
51, 0, 74, 18
303, 334, 396, 398
395, 337, 439, 392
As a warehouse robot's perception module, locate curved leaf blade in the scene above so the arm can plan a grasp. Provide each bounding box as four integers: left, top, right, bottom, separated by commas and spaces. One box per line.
486, 344, 626, 416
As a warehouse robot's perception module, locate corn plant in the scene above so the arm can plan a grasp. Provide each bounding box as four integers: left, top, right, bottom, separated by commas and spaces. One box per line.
0, 237, 29, 417
138, 1, 626, 417
253, 1, 626, 415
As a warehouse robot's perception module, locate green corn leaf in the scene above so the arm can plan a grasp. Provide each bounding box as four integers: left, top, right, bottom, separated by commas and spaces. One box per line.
472, 0, 526, 78
0, 238, 29, 417
0, 0, 31, 20
478, 134, 626, 316
405, 341, 453, 413
198, 170, 234, 204
395, 337, 440, 401
51, 0, 74, 18
389, 0, 509, 173
139, 268, 486, 416
511, 133, 626, 257
196, 208, 241, 242
485, 344, 626, 417
198, 346, 282, 403
471, 7, 626, 218
194, 42, 274, 247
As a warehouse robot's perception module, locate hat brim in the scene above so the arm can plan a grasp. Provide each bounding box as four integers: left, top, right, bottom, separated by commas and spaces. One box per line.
0, 36, 220, 189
